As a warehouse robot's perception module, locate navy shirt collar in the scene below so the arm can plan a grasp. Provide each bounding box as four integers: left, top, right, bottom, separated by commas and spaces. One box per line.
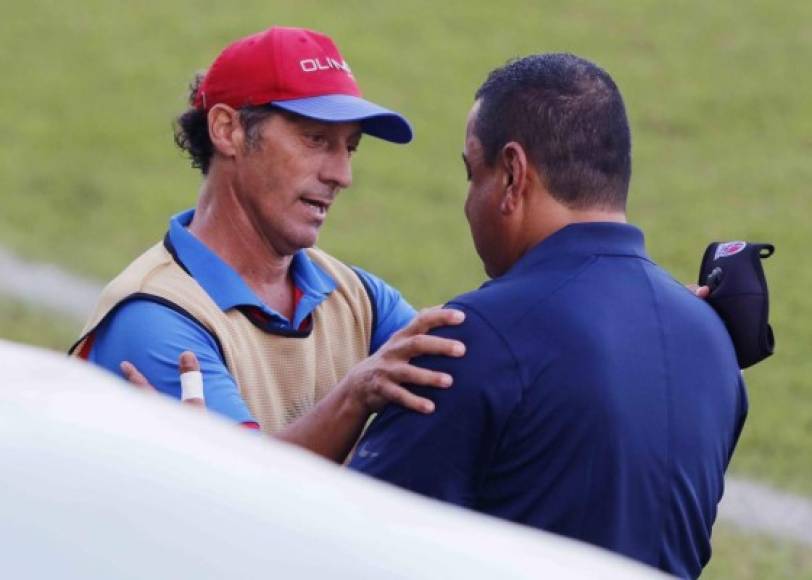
505, 222, 649, 278
167, 209, 336, 328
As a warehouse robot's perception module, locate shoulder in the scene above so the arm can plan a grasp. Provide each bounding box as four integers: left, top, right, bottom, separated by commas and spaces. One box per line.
351, 266, 415, 317
448, 257, 593, 330
93, 297, 222, 358
79, 241, 187, 335
415, 304, 521, 407
101, 242, 175, 301
647, 263, 740, 360
89, 297, 228, 388
351, 265, 416, 351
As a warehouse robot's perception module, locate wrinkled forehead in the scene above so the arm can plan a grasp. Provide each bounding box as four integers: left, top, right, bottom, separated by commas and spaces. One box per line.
276, 109, 363, 138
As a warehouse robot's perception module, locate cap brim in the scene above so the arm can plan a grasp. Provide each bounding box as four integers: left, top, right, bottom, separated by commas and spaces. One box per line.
271, 94, 413, 144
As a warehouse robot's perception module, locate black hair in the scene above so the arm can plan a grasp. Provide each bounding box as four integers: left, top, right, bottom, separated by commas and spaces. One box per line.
474, 53, 632, 210
173, 73, 278, 175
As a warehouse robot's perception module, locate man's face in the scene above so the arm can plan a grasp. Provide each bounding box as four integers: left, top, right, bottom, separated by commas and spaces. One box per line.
462, 102, 509, 278
233, 112, 362, 256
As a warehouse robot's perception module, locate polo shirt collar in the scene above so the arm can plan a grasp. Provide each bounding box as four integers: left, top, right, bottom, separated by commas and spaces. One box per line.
167, 209, 336, 326
506, 222, 649, 278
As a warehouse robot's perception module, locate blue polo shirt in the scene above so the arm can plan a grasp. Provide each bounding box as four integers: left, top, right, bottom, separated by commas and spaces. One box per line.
89, 209, 415, 424
350, 222, 747, 579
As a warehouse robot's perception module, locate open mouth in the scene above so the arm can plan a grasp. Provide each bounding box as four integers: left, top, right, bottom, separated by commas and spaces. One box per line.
301, 197, 329, 216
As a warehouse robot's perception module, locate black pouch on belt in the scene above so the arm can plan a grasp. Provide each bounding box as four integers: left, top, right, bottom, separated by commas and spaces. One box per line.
698, 241, 775, 369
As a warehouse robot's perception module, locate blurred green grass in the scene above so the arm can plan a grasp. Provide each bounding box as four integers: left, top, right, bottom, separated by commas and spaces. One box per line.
704, 525, 812, 580
0, 299, 80, 351
1, 1, 810, 575
702, 524, 812, 580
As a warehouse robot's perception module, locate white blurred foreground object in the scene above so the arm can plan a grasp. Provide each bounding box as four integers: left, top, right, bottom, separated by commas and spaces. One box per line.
0, 340, 667, 579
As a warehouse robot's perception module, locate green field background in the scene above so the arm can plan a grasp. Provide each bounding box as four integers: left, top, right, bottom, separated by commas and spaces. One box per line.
1, 1, 810, 577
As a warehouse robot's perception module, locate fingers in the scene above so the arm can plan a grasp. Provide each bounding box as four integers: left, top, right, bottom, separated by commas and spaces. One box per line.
178, 350, 201, 374
392, 390, 435, 414
389, 308, 466, 359
403, 307, 466, 336
120, 361, 157, 392
390, 362, 453, 389
344, 308, 467, 415
374, 380, 436, 414
352, 362, 453, 415
182, 397, 206, 409
395, 333, 466, 359
121, 355, 205, 411
179, 351, 205, 410
685, 283, 710, 299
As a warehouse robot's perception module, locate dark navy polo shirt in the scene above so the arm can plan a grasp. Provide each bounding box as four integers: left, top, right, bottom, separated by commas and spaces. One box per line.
350, 222, 747, 579
90, 209, 415, 424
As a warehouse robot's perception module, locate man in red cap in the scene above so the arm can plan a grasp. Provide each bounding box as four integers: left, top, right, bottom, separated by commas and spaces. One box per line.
70, 27, 465, 461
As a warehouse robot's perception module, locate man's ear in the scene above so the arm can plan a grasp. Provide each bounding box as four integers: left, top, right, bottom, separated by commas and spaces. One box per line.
208, 104, 243, 158
499, 141, 528, 214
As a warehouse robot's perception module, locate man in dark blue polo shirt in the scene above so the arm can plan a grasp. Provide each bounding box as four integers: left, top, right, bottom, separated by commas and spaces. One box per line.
349, 54, 747, 579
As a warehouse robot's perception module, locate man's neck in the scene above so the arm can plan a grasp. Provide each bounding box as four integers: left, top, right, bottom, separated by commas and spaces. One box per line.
187, 176, 297, 318
515, 201, 627, 269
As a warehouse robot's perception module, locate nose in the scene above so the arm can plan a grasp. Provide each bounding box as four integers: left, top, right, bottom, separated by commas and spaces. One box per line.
320, 150, 353, 190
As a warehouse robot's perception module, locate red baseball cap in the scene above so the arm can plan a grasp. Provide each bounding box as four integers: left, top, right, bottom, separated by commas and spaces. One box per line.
194, 27, 413, 144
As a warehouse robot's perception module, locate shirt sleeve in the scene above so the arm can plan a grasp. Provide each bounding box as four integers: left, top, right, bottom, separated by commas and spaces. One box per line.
88, 299, 256, 425
352, 266, 416, 353
348, 304, 522, 506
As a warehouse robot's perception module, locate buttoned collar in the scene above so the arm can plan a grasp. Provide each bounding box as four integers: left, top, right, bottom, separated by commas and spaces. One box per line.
166, 209, 336, 328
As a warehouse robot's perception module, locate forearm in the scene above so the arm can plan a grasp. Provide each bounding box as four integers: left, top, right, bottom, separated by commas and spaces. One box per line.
117, 307, 466, 462
274, 380, 369, 463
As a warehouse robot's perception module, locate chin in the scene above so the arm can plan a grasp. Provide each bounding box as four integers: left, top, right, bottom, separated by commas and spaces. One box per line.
295, 229, 321, 250
482, 254, 513, 279
474, 242, 500, 279
265, 227, 320, 256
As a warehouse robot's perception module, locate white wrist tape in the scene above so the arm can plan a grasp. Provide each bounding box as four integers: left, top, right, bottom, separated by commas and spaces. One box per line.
180, 371, 204, 401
